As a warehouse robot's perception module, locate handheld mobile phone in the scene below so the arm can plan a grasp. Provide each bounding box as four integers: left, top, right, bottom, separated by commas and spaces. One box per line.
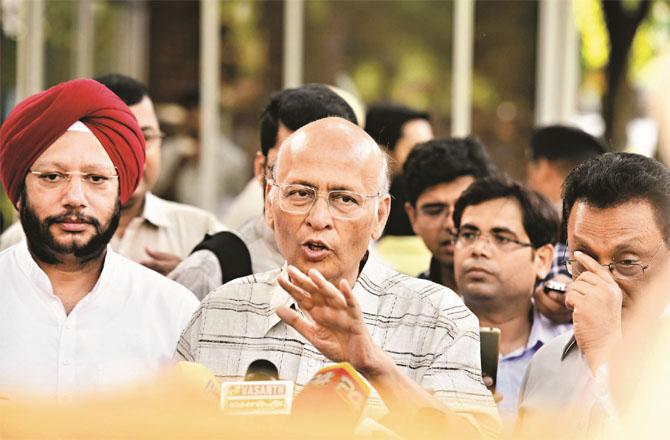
544, 279, 567, 294
479, 327, 500, 391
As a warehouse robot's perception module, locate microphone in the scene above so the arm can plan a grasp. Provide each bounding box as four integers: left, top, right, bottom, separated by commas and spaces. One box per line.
220, 359, 293, 416
244, 359, 279, 381
172, 361, 221, 403
292, 362, 372, 435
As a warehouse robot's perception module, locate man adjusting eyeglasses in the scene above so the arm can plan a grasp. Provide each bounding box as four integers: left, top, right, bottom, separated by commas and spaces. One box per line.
516, 153, 670, 438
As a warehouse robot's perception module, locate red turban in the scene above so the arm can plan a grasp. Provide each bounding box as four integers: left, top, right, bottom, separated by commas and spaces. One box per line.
0, 78, 145, 207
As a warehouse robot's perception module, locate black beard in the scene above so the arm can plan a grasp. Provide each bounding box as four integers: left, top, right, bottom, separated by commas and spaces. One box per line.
19, 193, 121, 265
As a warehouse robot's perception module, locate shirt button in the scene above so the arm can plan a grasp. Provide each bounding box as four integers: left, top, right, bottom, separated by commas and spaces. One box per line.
64, 324, 72, 330
63, 359, 71, 366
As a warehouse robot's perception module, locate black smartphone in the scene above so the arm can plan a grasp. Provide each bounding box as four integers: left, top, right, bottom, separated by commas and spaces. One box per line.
479, 327, 500, 391
544, 279, 567, 294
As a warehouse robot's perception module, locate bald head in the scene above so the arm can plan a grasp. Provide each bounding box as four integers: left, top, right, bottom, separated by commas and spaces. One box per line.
266, 117, 392, 285
273, 117, 389, 194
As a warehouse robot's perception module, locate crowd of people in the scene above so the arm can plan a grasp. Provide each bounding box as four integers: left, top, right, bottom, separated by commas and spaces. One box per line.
1, 74, 669, 439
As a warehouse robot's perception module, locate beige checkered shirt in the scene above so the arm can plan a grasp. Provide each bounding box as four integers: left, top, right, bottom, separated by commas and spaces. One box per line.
175, 255, 501, 437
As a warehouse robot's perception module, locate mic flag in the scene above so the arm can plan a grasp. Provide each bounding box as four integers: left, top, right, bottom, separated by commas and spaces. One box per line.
292, 362, 372, 433
220, 359, 292, 416
220, 381, 294, 416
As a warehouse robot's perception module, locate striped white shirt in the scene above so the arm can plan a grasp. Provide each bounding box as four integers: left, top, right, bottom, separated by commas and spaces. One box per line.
175, 255, 501, 437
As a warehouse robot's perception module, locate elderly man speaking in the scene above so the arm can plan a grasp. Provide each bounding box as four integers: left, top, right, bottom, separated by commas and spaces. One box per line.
0, 79, 198, 400
176, 117, 500, 437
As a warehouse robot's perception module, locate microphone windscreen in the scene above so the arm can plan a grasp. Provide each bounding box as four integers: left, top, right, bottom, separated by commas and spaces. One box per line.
172, 361, 221, 402
244, 359, 279, 381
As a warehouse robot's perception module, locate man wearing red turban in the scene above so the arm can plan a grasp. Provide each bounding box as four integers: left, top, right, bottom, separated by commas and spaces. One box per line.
0, 78, 145, 207
0, 79, 199, 400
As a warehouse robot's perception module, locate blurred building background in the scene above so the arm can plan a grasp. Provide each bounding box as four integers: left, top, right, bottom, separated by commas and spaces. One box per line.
1, 0, 670, 231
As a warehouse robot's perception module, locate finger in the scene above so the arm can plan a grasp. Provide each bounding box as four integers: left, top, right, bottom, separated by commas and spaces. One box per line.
573, 251, 613, 281
338, 278, 360, 311
574, 271, 601, 287
482, 375, 493, 387
140, 259, 162, 272
565, 290, 584, 310
276, 305, 315, 340
159, 260, 181, 275
277, 275, 314, 310
306, 268, 348, 308
567, 279, 594, 297
286, 266, 323, 304
545, 291, 567, 306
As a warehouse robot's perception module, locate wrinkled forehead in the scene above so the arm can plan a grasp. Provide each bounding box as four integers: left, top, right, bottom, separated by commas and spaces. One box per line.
567, 200, 666, 254
31, 128, 114, 171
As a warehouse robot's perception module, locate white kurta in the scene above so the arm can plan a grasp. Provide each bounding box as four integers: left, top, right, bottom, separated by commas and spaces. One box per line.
0, 240, 199, 401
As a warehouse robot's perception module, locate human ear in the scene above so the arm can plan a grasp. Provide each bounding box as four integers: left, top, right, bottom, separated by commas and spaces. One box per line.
533, 243, 554, 280
405, 202, 420, 235
253, 151, 267, 185
371, 195, 391, 240
264, 181, 275, 230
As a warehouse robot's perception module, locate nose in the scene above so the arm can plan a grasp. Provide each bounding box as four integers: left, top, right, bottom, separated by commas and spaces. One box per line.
305, 196, 333, 230
61, 176, 88, 208
441, 209, 454, 232
470, 234, 493, 257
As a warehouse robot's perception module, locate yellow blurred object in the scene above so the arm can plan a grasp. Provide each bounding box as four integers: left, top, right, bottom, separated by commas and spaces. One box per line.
374, 235, 432, 276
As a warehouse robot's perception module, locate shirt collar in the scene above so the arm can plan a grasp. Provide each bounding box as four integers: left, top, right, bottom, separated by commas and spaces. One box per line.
528, 307, 569, 351
263, 252, 383, 335
501, 306, 570, 361
141, 192, 170, 228
15, 239, 118, 308
561, 334, 578, 361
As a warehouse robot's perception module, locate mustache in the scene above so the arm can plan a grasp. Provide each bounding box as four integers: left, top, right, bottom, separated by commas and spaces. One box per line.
44, 210, 100, 228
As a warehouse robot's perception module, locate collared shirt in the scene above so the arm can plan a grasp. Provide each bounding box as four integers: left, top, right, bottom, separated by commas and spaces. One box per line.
0, 240, 200, 401
169, 214, 283, 299
0, 193, 225, 263
175, 255, 502, 438
541, 242, 570, 285
111, 192, 225, 262
496, 307, 571, 429
515, 331, 614, 439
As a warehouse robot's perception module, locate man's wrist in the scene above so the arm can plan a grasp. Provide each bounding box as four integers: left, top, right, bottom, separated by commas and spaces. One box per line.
356, 346, 396, 381
585, 334, 621, 374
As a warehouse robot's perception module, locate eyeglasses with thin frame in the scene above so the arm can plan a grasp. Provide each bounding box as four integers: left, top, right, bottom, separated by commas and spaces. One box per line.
455, 227, 534, 250
417, 203, 454, 224
564, 242, 666, 281
29, 169, 119, 191
269, 180, 382, 220
142, 129, 166, 146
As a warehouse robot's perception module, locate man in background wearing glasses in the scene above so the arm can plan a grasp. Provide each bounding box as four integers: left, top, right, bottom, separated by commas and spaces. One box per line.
0, 79, 198, 399
175, 117, 501, 437
0, 74, 224, 275
451, 176, 570, 431
515, 153, 670, 438
403, 137, 496, 291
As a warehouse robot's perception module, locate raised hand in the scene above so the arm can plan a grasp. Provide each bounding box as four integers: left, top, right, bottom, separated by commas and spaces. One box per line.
276, 265, 390, 377
534, 274, 573, 324
565, 251, 623, 372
